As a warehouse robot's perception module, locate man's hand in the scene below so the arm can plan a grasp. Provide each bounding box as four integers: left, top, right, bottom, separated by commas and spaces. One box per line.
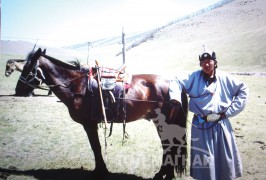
207, 114, 220, 122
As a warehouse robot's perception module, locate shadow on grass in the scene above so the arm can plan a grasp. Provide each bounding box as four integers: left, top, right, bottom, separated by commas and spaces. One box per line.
0, 94, 53, 97
0, 167, 152, 180
0, 94, 17, 97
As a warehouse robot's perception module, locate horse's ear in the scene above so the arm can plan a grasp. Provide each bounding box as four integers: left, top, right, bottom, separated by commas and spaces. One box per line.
42, 49, 46, 55
36, 48, 42, 52
31, 48, 42, 63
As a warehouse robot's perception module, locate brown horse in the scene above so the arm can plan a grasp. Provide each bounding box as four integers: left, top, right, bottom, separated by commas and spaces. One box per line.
15, 48, 188, 179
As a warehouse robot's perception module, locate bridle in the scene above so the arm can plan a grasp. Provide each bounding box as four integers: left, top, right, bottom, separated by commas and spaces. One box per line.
19, 60, 46, 89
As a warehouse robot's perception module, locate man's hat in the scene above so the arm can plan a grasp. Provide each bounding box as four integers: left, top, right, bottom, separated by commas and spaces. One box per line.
199, 50, 216, 61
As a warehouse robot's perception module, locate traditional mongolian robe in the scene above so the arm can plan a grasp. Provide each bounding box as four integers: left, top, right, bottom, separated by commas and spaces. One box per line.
169, 69, 248, 180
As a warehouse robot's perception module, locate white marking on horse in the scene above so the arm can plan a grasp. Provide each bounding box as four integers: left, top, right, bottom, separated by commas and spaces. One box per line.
153, 108, 198, 154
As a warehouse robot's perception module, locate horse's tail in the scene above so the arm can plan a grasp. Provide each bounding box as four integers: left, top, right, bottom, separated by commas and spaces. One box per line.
179, 89, 188, 127
175, 89, 188, 175
161, 85, 188, 176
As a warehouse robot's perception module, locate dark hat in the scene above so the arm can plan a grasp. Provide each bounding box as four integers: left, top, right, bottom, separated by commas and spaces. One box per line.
199, 51, 216, 61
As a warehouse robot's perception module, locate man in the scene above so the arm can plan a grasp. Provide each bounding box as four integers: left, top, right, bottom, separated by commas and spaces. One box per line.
169, 50, 249, 180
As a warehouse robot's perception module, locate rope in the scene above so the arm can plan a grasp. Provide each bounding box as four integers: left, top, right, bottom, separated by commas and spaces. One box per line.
179, 105, 223, 130
20, 64, 218, 131
115, 97, 170, 104
122, 80, 128, 145
19, 72, 89, 95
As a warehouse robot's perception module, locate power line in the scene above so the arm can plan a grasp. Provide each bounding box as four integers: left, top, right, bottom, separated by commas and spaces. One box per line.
1, 36, 84, 43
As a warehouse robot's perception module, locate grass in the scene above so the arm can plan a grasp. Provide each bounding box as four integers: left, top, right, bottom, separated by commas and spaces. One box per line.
0, 55, 265, 179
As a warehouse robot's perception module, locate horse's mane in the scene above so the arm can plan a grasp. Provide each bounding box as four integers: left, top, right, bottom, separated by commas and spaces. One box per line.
8, 59, 25, 63
68, 59, 81, 67
42, 55, 81, 70
25, 49, 87, 71
25, 51, 36, 62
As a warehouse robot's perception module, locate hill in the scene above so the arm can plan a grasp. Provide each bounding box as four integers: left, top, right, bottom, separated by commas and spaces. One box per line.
65, 0, 266, 75
0, 41, 87, 61
123, 0, 266, 74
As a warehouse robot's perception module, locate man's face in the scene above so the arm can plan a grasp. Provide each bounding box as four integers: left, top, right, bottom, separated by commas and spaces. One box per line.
200, 59, 216, 76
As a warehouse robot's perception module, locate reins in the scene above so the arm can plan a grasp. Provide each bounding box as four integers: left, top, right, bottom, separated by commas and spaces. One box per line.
114, 96, 219, 130
19, 70, 89, 95
115, 97, 168, 103
21, 71, 218, 130
20, 57, 218, 130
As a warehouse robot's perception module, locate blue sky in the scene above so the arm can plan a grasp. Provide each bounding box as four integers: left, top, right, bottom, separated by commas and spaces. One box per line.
2, 0, 220, 47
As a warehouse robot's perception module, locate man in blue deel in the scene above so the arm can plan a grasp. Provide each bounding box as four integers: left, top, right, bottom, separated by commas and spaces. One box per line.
169, 49, 249, 180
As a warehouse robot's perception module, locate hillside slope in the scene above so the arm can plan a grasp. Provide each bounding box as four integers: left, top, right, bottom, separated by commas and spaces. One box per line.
124, 0, 266, 74
0, 41, 87, 61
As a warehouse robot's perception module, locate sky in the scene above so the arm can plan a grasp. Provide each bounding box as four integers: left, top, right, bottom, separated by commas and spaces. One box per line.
2, 0, 220, 47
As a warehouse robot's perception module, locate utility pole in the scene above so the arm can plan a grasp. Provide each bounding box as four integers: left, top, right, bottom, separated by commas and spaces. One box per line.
0, 0, 2, 40
87, 42, 93, 65
122, 28, 125, 64
32, 39, 38, 52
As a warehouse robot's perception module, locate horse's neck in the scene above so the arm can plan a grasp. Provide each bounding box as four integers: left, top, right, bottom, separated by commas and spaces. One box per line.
40, 61, 66, 87
14, 62, 25, 72
41, 63, 70, 103
40, 60, 86, 106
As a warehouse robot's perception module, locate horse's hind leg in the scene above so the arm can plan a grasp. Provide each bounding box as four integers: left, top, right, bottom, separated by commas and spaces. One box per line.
153, 143, 175, 180
83, 122, 109, 177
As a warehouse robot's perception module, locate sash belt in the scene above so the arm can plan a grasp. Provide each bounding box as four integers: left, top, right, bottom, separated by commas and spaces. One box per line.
194, 114, 207, 123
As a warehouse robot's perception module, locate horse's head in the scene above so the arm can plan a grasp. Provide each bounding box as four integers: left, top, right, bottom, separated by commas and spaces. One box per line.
5, 59, 25, 77
5, 59, 16, 77
15, 48, 45, 96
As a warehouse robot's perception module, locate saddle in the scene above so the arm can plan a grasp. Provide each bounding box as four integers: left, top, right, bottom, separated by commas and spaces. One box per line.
99, 64, 128, 90
88, 62, 132, 122
89, 63, 131, 90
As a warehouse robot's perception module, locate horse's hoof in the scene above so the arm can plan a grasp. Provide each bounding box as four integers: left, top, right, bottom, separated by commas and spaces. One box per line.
93, 167, 109, 179
153, 169, 175, 180
153, 174, 174, 180
164, 175, 174, 180
153, 172, 163, 180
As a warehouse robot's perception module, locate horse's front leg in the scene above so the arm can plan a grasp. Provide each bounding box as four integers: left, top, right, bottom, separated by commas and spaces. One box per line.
83, 122, 109, 177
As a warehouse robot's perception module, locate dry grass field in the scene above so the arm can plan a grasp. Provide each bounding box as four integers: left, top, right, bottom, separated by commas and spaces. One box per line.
0, 54, 265, 180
